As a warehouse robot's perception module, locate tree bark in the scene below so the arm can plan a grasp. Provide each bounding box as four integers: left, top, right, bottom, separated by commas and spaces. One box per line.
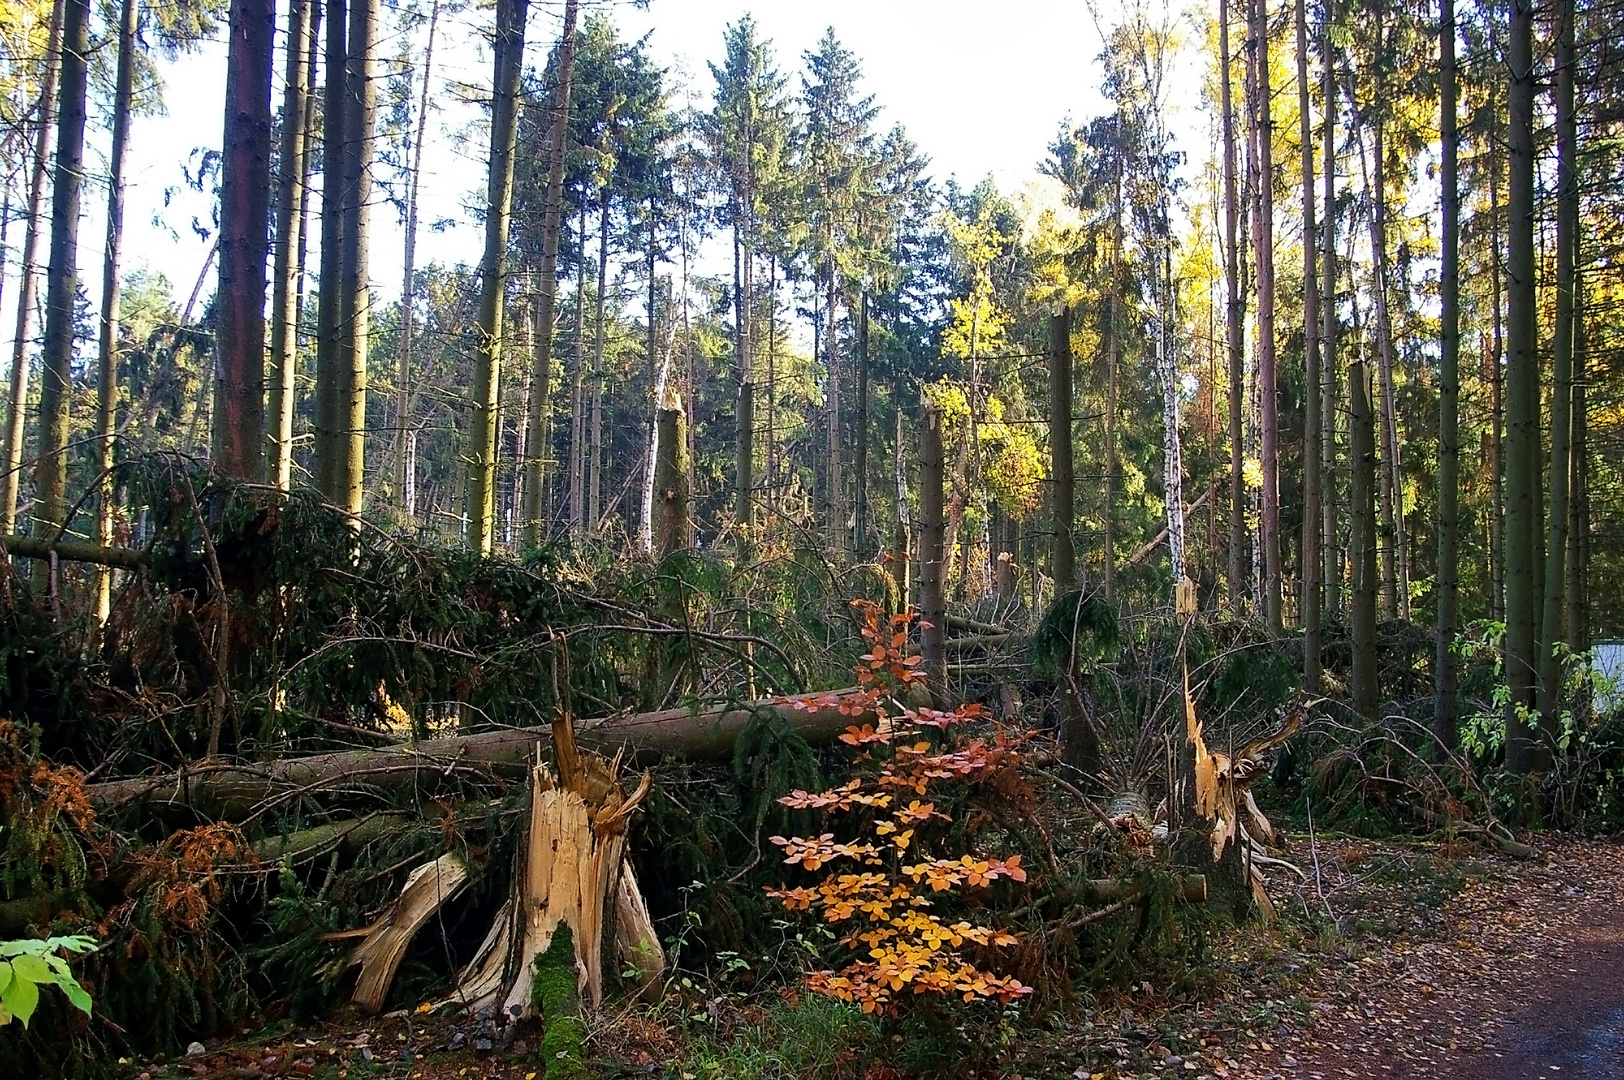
568, 201, 587, 532
214, 0, 275, 481
269, 0, 316, 492
1537, 0, 1576, 731
1049, 306, 1075, 590
1295, 0, 1321, 687
1220, 0, 1246, 614
1349, 360, 1378, 725
2, 0, 64, 538
1321, 0, 1339, 619
639, 218, 660, 554
1503, 0, 1539, 774
655, 395, 689, 555
588, 200, 608, 533
853, 293, 869, 554
919, 402, 945, 689
387, 0, 439, 511
314, 0, 348, 496
1363, 112, 1406, 622
467, 0, 529, 556
91, 0, 138, 628
1566, 305, 1586, 658
520, 0, 579, 543
825, 261, 843, 554
894, 407, 911, 604
31, 0, 88, 573
1105, 169, 1122, 599
1489, 150, 1504, 624
337, 0, 376, 513
1249, 0, 1282, 634
1435, 0, 1460, 751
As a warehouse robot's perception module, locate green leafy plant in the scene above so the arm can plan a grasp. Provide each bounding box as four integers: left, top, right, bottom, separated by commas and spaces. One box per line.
0, 936, 97, 1028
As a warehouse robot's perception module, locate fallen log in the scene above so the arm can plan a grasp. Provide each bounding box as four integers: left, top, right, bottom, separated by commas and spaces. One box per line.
945, 614, 1011, 636
254, 811, 417, 865
1086, 874, 1208, 904
87, 688, 891, 818
0, 533, 146, 569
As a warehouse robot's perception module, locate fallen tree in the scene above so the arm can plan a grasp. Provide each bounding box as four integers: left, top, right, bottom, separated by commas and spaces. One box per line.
88, 687, 896, 817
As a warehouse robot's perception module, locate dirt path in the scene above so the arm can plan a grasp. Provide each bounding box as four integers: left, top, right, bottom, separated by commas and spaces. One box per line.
1232, 838, 1624, 1080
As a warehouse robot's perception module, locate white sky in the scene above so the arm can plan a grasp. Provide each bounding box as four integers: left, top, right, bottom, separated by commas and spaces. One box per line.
77, 0, 1208, 317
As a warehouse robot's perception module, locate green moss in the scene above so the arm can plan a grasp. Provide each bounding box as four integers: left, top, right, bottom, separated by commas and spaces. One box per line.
531, 924, 584, 1080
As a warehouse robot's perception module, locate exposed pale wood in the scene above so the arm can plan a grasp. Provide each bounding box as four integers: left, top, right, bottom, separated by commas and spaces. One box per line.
447, 726, 654, 1016
340, 853, 469, 1014
614, 860, 664, 1000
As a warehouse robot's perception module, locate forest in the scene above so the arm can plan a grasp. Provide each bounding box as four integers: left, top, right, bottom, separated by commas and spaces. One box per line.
0, 0, 1621, 1075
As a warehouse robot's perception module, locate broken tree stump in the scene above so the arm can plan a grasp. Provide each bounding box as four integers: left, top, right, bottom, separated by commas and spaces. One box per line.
447, 714, 658, 1016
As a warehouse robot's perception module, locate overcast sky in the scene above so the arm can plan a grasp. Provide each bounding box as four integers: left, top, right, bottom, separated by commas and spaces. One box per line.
88, 0, 1204, 314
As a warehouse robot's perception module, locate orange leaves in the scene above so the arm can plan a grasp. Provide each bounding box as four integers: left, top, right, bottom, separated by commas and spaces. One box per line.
840, 723, 891, 746
902, 854, 1027, 891
777, 779, 892, 812
770, 833, 881, 871
896, 800, 941, 823
763, 604, 1035, 1017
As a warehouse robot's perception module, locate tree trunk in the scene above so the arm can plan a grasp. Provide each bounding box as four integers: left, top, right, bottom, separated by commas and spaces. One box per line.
1249, 0, 1282, 634
1489, 150, 1505, 624
825, 261, 843, 555
854, 293, 869, 555
1349, 360, 1378, 725
639, 218, 660, 554
568, 202, 587, 532
337, 0, 377, 512
589, 199, 607, 533
386, 0, 438, 509
1363, 113, 1406, 622
467, 0, 529, 556
214, 0, 275, 481
1503, 0, 1539, 774
1050, 306, 1075, 590
655, 395, 689, 555
734, 162, 754, 537
894, 407, 911, 604
1321, 0, 1339, 619
1105, 170, 1122, 599
2, 0, 64, 538
31, 0, 88, 572
91, 0, 137, 628
520, 0, 578, 543
314, 0, 348, 496
1435, 0, 1461, 751
919, 402, 945, 689
269, 0, 316, 492
1295, 0, 1320, 685
765, 257, 778, 511
1537, 0, 1576, 731
1566, 305, 1586, 658
1221, 0, 1246, 614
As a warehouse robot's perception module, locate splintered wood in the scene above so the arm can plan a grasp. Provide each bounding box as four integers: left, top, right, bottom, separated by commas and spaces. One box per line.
339, 853, 471, 1014
340, 710, 662, 1016
447, 711, 658, 1016
1182, 662, 1303, 918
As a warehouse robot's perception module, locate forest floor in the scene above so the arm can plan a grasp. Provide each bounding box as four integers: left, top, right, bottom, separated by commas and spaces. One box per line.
113, 835, 1624, 1080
